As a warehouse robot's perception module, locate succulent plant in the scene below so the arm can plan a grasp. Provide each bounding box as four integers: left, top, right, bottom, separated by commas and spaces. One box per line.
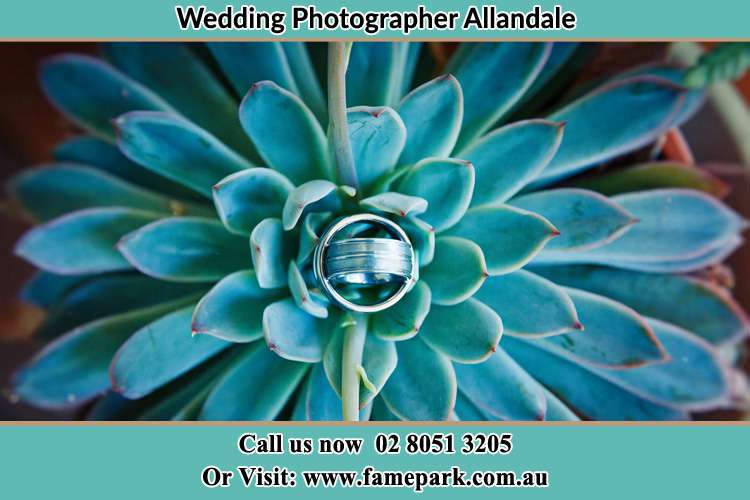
6, 42, 749, 421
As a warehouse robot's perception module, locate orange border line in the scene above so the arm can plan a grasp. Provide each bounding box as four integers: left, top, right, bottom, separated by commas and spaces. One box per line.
1, 421, 749, 427
0, 38, 749, 42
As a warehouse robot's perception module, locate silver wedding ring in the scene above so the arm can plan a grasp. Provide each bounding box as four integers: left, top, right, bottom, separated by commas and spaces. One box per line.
326, 238, 413, 285
313, 214, 416, 313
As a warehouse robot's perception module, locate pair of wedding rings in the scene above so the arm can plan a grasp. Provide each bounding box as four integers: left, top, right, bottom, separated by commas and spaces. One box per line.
313, 214, 417, 313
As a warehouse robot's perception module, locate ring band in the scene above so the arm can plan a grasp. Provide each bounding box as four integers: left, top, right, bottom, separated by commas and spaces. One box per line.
326, 238, 412, 285
313, 214, 417, 313
326, 250, 412, 287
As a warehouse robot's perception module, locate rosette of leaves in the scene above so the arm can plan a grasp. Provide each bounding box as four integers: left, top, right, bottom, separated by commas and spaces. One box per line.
6, 42, 749, 421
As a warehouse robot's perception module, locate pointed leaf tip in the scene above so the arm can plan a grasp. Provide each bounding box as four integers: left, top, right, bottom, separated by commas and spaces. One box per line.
475, 270, 580, 338
397, 74, 463, 165
536, 76, 689, 185
446, 204, 558, 276
250, 218, 294, 289
347, 106, 407, 189
397, 157, 475, 232
15, 207, 160, 275
263, 298, 330, 363
420, 298, 502, 364
462, 119, 564, 206
212, 168, 294, 235
455, 347, 547, 421
512, 188, 637, 255
422, 237, 487, 305
118, 216, 248, 283
239, 80, 329, 185
115, 111, 253, 198
192, 270, 283, 343
360, 192, 428, 218
282, 180, 353, 231
533, 287, 668, 369
380, 337, 456, 421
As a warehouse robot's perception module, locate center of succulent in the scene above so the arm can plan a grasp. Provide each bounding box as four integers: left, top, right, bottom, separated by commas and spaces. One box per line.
313, 213, 417, 313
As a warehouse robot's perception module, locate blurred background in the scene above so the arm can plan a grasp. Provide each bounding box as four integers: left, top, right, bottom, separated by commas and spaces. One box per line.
1, 42, 748, 419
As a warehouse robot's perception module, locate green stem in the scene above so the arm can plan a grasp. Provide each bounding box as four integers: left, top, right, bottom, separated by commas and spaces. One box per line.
327, 42, 360, 194
341, 313, 367, 421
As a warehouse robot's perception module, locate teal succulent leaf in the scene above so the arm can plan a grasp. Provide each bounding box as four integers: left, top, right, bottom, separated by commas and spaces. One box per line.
532, 265, 750, 345
213, 168, 294, 235
346, 43, 413, 107
359, 192, 428, 218
280, 43, 327, 122
295, 363, 371, 421
398, 43, 423, 97
250, 218, 293, 288
192, 270, 283, 343
288, 261, 328, 319
263, 298, 330, 362
14, 297, 192, 409
454, 347, 546, 420
324, 323, 397, 407
535, 76, 688, 185
239, 80, 329, 185
371, 281, 431, 341
422, 236, 488, 305
397, 74, 463, 166
37, 274, 206, 340
454, 392, 491, 421
199, 343, 308, 420
462, 119, 564, 206
397, 158, 475, 231
595, 318, 730, 410
296, 212, 330, 265
103, 43, 253, 158
19, 271, 91, 309
400, 217, 435, 266
512, 43, 582, 113
380, 337, 456, 421
86, 391, 147, 421
535, 288, 667, 368
119, 217, 248, 282
511, 188, 637, 253
449, 42, 552, 151
504, 337, 688, 420
620, 235, 744, 273
534, 189, 747, 271
208, 43, 298, 98
10, 42, 750, 422
8, 164, 212, 222
53, 136, 201, 200
622, 234, 744, 274
115, 111, 253, 197
445, 204, 558, 275
110, 304, 230, 399
420, 298, 502, 364
474, 270, 580, 337
136, 350, 240, 421
542, 387, 580, 421
574, 162, 729, 198
15, 207, 161, 275
370, 396, 401, 421
212, 42, 328, 121
347, 106, 407, 190
613, 65, 706, 127
282, 180, 354, 230
40, 54, 174, 141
